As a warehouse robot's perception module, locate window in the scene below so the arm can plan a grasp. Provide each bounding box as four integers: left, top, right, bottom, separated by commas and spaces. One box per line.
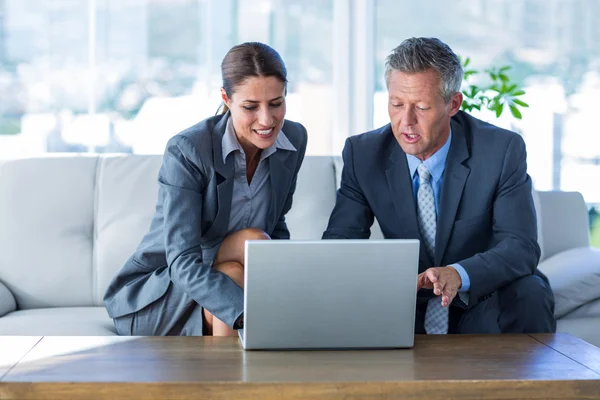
0, 0, 334, 155
1, 0, 600, 245
0, 0, 89, 155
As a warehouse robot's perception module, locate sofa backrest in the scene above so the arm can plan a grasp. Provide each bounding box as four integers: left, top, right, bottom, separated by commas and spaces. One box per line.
94, 155, 163, 306
0, 155, 343, 309
0, 157, 98, 309
0, 155, 589, 309
535, 190, 590, 260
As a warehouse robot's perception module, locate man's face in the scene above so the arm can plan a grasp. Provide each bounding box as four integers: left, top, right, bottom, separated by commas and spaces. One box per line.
387, 69, 462, 161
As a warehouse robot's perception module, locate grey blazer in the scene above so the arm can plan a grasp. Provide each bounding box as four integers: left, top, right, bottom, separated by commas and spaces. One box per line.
323, 111, 541, 306
104, 112, 308, 327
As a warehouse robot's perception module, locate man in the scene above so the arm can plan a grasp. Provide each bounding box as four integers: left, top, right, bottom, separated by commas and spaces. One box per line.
322, 37, 556, 334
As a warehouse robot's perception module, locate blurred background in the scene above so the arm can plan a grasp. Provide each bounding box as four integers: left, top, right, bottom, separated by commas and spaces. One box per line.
0, 0, 599, 244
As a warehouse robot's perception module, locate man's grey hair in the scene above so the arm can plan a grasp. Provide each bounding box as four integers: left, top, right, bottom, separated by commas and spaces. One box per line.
384, 37, 463, 102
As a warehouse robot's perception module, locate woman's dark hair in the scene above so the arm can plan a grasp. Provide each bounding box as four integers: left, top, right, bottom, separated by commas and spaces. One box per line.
217, 42, 288, 114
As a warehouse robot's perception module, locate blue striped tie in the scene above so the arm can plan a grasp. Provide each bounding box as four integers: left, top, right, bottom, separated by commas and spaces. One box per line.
417, 163, 448, 334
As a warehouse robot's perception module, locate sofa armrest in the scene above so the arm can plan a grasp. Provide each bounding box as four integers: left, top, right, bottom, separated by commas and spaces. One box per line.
0, 280, 16, 317
538, 246, 600, 318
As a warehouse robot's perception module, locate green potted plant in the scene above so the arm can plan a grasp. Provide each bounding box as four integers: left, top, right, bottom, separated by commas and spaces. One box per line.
460, 57, 529, 119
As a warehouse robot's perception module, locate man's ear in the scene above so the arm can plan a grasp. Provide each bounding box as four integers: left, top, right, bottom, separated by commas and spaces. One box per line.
448, 91, 463, 117
220, 88, 230, 107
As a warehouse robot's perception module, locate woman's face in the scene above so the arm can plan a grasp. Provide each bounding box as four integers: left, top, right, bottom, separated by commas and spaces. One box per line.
221, 76, 286, 153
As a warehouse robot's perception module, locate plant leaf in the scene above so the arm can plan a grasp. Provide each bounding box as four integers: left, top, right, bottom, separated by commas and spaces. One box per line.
512, 99, 529, 107
464, 70, 478, 79
495, 103, 504, 118
459, 57, 526, 121
509, 105, 523, 119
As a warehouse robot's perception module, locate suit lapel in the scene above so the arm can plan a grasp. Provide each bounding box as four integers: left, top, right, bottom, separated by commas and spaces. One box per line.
435, 119, 471, 265
266, 149, 293, 233
209, 113, 235, 238
384, 135, 432, 265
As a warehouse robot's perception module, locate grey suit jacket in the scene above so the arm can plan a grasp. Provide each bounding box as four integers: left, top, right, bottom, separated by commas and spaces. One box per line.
104, 112, 308, 327
322, 111, 540, 306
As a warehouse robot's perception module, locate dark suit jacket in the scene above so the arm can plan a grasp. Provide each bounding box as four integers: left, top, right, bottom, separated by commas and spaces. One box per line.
104, 112, 308, 327
323, 111, 540, 306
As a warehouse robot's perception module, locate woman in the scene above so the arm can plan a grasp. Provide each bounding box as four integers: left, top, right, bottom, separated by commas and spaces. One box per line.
104, 42, 308, 336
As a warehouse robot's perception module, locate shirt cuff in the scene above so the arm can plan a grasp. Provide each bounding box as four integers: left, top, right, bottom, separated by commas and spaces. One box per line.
450, 263, 470, 292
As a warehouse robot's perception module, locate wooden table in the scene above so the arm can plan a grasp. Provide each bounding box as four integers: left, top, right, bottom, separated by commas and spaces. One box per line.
1, 333, 599, 399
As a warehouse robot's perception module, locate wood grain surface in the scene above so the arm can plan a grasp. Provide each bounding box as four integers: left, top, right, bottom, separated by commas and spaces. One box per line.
1, 334, 599, 400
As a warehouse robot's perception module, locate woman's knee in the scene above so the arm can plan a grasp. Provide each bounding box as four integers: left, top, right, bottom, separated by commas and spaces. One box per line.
214, 228, 270, 265
238, 228, 271, 241
214, 261, 245, 287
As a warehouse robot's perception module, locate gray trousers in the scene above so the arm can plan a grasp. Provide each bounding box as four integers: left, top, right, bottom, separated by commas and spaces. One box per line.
113, 282, 205, 336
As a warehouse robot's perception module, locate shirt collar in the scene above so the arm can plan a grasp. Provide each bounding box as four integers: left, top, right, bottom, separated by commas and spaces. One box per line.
406, 129, 452, 183
222, 117, 296, 163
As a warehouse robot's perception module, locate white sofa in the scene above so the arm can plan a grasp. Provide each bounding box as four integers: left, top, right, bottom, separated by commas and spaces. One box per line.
0, 155, 599, 345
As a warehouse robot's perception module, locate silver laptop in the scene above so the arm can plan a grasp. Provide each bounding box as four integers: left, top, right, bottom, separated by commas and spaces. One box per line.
239, 239, 419, 350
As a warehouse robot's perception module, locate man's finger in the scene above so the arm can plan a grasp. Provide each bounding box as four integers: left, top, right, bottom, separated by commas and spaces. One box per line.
433, 274, 447, 296
441, 292, 450, 307
425, 268, 438, 283
441, 289, 457, 307
417, 272, 433, 290
416, 273, 424, 291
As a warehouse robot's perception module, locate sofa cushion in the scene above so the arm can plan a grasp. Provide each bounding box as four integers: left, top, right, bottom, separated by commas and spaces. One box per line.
0, 157, 96, 309
94, 155, 163, 306
535, 191, 590, 260
530, 189, 545, 261
286, 156, 337, 240
0, 307, 116, 335
538, 246, 600, 318
557, 317, 600, 348
332, 156, 384, 239
0, 280, 16, 317
562, 298, 600, 319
